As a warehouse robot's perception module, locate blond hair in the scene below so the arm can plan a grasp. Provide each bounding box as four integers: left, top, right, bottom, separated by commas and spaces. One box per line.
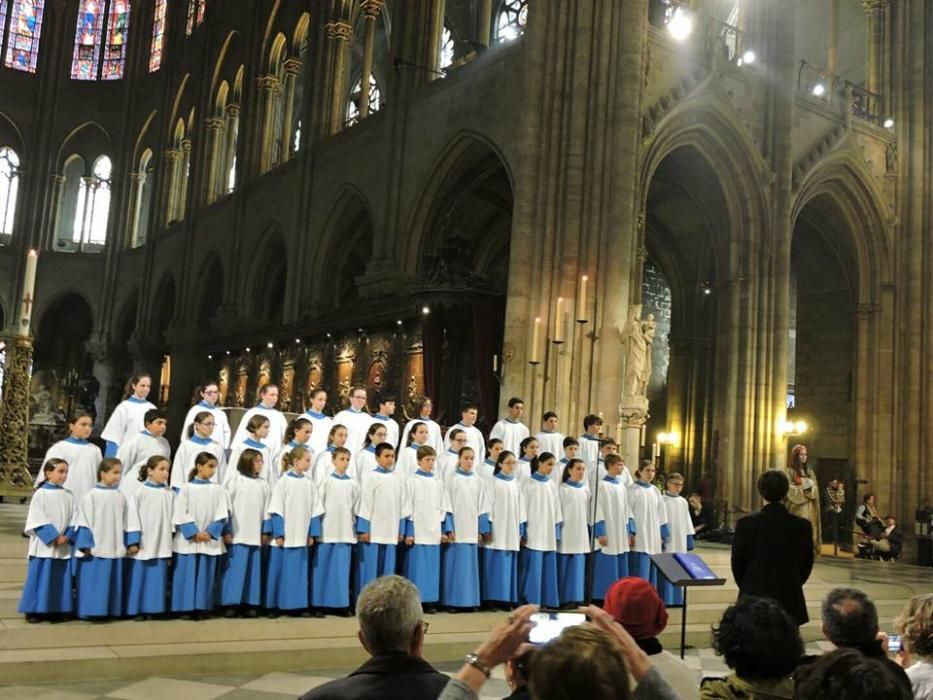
894, 593, 933, 659
282, 446, 310, 473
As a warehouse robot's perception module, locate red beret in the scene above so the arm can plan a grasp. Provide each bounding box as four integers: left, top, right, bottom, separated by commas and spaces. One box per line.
603, 577, 668, 640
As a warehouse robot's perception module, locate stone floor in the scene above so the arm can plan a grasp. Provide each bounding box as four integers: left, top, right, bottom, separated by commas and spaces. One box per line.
0, 498, 928, 699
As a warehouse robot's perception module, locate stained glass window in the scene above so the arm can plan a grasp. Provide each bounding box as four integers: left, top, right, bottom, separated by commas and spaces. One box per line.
0, 147, 19, 236
440, 25, 454, 71
71, 0, 130, 80
149, 0, 166, 71
3, 0, 45, 73
186, 0, 204, 35
496, 0, 527, 42
0, 3, 6, 55
346, 75, 382, 127
73, 156, 111, 246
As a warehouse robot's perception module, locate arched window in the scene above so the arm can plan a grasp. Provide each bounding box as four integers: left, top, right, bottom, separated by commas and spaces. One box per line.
0, 146, 19, 237
496, 0, 527, 42
0, 0, 45, 73
73, 155, 111, 247
346, 75, 382, 127
440, 24, 454, 71
185, 0, 204, 35
293, 120, 301, 153
71, 0, 130, 81
130, 149, 154, 247
149, 0, 166, 71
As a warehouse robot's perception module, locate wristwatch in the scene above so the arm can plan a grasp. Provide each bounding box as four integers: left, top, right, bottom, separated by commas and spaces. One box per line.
464, 652, 491, 678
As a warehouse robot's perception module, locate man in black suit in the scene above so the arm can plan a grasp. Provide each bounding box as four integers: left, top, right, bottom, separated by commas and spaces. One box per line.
731, 470, 814, 625
300, 575, 448, 700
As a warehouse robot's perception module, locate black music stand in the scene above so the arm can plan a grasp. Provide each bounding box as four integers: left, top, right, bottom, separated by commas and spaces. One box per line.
651, 553, 726, 658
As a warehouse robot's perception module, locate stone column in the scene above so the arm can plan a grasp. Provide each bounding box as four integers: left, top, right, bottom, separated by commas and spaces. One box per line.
359, 0, 383, 119
224, 104, 240, 190
43, 174, 66, 250
323, 20, 353, 134
256, 75, 281, 173
0, 334, 34, 496
178, 140, 192, 220
203, 116, 226, 203
163, 149, 181, 225
827, 0, 839, 75
478, 0, 494, 46
126, 171, 145, 247
280, 59, 302, 162
864, 0, 887, 96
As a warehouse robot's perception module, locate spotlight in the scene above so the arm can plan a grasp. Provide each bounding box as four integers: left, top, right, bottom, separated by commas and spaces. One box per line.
207, 354, 212, 360
883, 117, 894, 129
245, 347, 251, 353
704, 288, 712, 296
741, 50, 756, 65
396, 319, 403, 326
295, 338, 301, 344
225, 350, 231, 356
422, 306, 430, 315
267, 341, 274, 349
667, 6, 694, 41
326, 332, 332, 339
812, 82, 826, 97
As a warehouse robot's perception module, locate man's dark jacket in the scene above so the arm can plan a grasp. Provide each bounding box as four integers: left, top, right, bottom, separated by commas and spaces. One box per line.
731, 501, 814, 625
299, 652, 449, 700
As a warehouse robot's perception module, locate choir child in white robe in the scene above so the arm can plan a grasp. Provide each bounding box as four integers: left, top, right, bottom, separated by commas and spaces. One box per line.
396, 421, 429, 480
401, 397, 444, 454
220, 449, 271, 615
355, 423, 387, 490
592, 454, 635, 602
74, 458, 126, 619
312, 447, 358, 613
439, 429, 468, 482
179, 382, 231, 448
226, 415, 274, 488
372, 394, 401, 448
303, 389, 334, 457
443, 404, 486, 464
478, 438, 502, 493
555, 437, 580, 489
483, 450, 527, 609
333, 385, 373, 457
515, 436, 539, 483
172, 411, 226, 491
266, 447, 321, 615
18, 459, 76, 621
271, 417, 314, 481
232, 383, 288, 447
355, 444, 408, 594
659, 473, 695, 606
578, 413, 604, 484
627, 460, 669, 588
557, 459, 590, 607
124, 456, 174, 619
101, 374, 156, 457
519, 452, 562, 607
171, 453, 229, 616
117, 410, 171, 499
535, 411, 565, 462
404, 447, 450, 610
37, 410, 101, 505
490, 397, 531, 455
312, 423, 350, 487
442, 447, 490, 610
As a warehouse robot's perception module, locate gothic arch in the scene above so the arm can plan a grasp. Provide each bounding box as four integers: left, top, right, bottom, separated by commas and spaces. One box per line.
34, 288, 96, 333
245, 224, 288, 322
0, 110, 26, 153
210, 31, 246, 97
793, 150, 892, 304
149, 270, 177, 345
54, 122, 114, 172
132, 110, 158, 163
402, 130, 515, 276
193, 251, 226, 327
312, 185, 374, 306
167, 74, 192, 136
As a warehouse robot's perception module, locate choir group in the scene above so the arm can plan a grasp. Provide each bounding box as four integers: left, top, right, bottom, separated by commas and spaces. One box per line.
18, 375, 696, 622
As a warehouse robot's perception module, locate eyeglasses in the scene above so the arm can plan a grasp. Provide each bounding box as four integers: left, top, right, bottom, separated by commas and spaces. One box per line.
420, 620, 430, 633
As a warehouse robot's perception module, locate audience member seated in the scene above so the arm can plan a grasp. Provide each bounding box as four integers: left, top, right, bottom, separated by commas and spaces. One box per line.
855, 493, 884, 538
870, 514, 903, 560
438, 604, 680, 700
699, 596, 802, 699
688, 493, 716, 539
299, 576, 448, 700
503, 644, 535, 700
604, 577, 699, 699
807, 587, 912, 694
794, 648, 912, 700
894, 593, 933, 699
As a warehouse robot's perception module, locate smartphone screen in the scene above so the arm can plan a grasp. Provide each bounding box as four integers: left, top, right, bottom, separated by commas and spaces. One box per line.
888, 634, 902, 653
529, 611, 586, 645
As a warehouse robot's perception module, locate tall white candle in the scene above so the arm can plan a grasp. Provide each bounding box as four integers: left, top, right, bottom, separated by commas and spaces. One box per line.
18, 249, 37, 333
554, 297, 564, 342
530, 317, 541, 363
578, 275, 588, 321
492, 354, 499, 373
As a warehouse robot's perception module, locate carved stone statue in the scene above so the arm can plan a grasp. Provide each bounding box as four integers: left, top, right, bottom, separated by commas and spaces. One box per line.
621, 305, 654, 400
31, 385, 57, 424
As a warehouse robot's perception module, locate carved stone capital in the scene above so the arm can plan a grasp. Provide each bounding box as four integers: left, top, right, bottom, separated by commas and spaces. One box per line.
283, 58, 303, 76
205, 116, 226, 131
256, 74, 281, 92
85, 334, 114, 364
861, 0, 888, 14
225, 104, 241, 120
164, 149, 182, 163
361, 0, 384, 19
325, 20, 353, 41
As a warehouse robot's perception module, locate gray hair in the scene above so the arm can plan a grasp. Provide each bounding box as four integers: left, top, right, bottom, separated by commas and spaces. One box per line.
357, 575, 423, 655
